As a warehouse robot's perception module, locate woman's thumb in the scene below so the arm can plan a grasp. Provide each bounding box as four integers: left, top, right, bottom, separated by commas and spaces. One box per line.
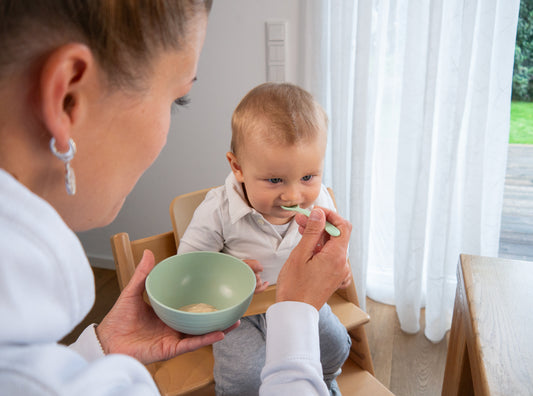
297, 208, 326, 255
125, 249, 156, 295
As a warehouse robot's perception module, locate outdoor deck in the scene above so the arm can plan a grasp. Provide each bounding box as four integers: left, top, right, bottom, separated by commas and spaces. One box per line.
499, 144, 533, 261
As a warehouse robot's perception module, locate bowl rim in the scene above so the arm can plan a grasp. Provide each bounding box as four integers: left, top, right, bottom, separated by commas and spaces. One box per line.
145, 251, 256, 316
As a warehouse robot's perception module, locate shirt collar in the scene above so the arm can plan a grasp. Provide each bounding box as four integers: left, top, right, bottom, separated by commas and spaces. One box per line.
225, 172, 255, 224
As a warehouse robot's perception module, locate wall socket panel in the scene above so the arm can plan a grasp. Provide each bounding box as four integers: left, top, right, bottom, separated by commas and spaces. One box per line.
266, 21, 287, 82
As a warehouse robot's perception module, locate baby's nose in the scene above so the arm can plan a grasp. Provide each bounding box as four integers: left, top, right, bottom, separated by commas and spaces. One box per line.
281, 186, 301, 202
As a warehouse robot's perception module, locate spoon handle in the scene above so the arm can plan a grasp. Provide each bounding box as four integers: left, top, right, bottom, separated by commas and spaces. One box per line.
281, 206, 341, 237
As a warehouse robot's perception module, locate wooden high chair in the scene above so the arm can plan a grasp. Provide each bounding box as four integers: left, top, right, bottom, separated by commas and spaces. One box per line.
110, 187, 392, 396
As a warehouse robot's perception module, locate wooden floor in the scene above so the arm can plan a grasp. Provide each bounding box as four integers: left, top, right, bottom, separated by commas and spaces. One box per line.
63, 144, 532, 395
499, 144, 533, 261
365, 298, 448, 395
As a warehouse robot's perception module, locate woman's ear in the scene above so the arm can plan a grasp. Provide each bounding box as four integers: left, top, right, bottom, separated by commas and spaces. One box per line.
38, 43, 93, 152
226, 151, 245, 183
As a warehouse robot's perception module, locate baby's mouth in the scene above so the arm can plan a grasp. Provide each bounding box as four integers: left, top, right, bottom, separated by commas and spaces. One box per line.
281, 203, 299, 208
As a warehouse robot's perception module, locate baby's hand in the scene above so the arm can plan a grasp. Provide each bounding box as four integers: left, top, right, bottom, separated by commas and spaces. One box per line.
243, 259, 269, 294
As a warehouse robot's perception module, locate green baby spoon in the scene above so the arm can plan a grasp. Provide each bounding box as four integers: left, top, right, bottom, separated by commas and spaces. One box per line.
281, 205, 341, 237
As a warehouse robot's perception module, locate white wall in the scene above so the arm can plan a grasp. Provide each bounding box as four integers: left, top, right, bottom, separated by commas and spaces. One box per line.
78, 1, 304, 268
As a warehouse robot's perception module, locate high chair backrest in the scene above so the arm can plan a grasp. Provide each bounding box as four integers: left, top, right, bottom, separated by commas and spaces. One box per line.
169, 187, 214, 247
111, 231, 176, 290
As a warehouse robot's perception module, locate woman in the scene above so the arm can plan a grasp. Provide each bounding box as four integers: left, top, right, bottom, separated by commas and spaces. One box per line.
0, 1, 352, 394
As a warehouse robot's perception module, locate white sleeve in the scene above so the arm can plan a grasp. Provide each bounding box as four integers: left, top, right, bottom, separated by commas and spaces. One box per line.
260, 302, 329, 395
68, 324, 105, 362
3, 334, 159, 395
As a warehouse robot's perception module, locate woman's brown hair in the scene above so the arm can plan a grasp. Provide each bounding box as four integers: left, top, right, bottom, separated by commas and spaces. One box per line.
0, 0, 212, 89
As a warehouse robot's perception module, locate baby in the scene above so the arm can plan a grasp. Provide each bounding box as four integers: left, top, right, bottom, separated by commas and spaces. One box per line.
178, 82, 351, 395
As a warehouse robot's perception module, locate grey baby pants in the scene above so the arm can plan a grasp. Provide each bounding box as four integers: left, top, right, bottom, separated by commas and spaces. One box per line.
212, 303, 351, 395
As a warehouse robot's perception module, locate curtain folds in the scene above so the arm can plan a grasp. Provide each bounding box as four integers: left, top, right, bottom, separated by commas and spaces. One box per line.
300, 0, 520, 342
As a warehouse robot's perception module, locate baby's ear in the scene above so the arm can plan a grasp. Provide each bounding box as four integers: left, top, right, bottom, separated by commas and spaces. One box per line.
226, 152, 244, 182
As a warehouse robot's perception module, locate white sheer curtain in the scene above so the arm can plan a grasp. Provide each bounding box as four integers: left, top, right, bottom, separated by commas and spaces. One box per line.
299, 0, 520, 342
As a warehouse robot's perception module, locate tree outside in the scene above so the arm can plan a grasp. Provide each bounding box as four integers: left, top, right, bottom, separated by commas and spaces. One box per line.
513, 0, 533, 101
510, 0, 533, 144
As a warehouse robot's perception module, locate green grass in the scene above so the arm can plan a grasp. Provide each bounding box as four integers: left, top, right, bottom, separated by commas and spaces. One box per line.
509, 101, 533, 144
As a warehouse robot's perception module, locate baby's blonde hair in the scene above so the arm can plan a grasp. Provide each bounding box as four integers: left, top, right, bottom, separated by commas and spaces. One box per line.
231, 82, 328, 156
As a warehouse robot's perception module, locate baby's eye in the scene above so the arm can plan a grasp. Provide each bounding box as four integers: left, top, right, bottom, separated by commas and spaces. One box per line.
302, 175, 313, 181
268, 178, 283, 184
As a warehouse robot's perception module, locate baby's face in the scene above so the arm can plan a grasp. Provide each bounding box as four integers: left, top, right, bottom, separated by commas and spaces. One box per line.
231, 134, 326, 225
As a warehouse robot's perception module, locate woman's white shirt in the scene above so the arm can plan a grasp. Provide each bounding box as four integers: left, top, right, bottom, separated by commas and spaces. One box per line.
0, 169, 158, 395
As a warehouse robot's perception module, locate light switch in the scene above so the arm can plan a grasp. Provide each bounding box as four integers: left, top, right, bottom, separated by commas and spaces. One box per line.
268, 65, 285, 82
265, 21, 287, 82
268, 42, 285, 63
267, 22, 286, 42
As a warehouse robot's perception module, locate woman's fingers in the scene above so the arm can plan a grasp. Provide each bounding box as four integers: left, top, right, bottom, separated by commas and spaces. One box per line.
292, 208, 326, 260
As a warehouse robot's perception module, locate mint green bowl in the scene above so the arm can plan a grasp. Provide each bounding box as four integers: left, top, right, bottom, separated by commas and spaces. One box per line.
145, 251, 256, 335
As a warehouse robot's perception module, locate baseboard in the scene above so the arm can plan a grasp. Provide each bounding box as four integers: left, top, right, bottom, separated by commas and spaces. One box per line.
88, 255, 115, 270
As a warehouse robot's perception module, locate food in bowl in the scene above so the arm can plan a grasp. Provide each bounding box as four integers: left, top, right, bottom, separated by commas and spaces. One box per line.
179, 303, 218, 313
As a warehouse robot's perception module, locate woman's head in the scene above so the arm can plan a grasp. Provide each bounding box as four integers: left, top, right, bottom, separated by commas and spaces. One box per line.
0, 1, 211, 231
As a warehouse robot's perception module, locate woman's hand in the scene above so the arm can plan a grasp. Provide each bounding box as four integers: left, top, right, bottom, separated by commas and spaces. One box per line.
244, 259, 270, 294
276, 207, 352, 311
95, 250, 238, 365
338, 270, 353, 289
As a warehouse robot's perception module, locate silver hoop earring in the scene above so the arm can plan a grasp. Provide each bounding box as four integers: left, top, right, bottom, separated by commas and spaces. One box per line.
49, 137, 77, 195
